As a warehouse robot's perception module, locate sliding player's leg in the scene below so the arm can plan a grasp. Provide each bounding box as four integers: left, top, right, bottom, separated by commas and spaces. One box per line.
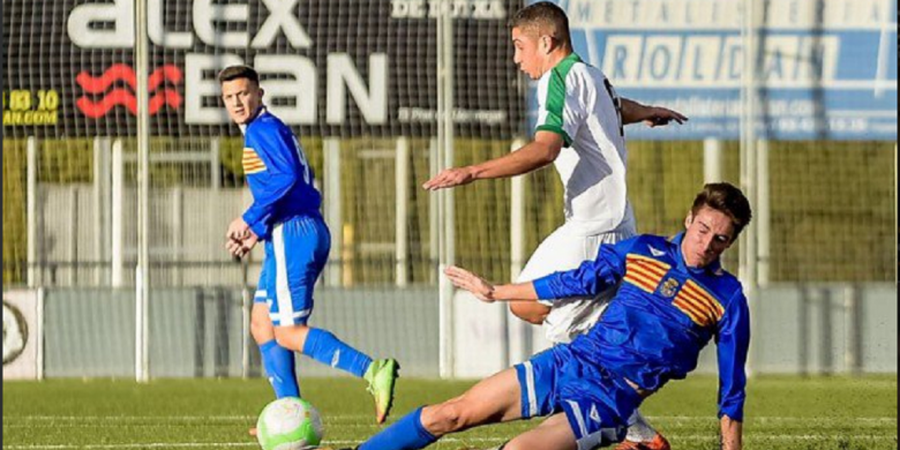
614, 409, 671, 450
480, 380, 667, 450
503, 413, 576, 450
512, 345, 641, 450
503, 397, 631, 450
353, 367, 523, 450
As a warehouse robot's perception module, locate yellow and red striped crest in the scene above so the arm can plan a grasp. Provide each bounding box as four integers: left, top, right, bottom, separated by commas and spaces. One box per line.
623, 254, 670, 293
672, 280, 724, 327
242, 147, 266, 175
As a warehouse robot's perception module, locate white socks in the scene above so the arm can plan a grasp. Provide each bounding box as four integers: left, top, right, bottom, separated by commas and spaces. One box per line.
625, 409, 658, 442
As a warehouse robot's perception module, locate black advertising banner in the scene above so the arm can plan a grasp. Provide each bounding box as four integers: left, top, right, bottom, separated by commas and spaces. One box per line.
3, 0, 524, 138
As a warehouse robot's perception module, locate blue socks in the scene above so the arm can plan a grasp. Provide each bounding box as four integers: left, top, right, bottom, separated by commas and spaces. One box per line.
302, 328, 373, 378
259, 340, 299, 398
259, 328, 372, 400
358, 407, 437, 450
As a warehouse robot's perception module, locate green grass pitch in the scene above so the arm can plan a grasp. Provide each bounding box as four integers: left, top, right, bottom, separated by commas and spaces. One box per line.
3, 375, 896, 449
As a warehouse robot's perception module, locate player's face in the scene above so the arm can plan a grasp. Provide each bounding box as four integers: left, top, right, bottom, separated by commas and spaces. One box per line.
681, 206, 736, 268
512, 27, 545, 80
221, 78, 263, 125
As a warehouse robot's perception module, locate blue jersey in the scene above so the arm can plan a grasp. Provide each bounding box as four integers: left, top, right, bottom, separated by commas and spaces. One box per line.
241, 108, 322, 240
532, 233, 750, 421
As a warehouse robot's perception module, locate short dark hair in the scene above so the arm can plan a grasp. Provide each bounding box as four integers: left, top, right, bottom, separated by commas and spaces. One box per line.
217, 65, 259, 86
691, 182, 753, 238
510, 2, 571, 49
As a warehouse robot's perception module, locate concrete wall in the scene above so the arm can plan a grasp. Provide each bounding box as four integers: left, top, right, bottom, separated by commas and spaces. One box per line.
42, 287, 439, 378
39, 284, 896, 379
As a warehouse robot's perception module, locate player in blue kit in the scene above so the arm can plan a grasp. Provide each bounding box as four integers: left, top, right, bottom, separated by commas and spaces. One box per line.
219, 65, 399, 428
325, 182, 751, 450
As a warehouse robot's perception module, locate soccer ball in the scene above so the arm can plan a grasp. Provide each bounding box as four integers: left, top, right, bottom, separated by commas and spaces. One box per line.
256, 397, 324, 450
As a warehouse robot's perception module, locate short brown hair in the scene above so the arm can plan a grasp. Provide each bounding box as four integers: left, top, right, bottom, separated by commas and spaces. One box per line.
217, 65, 259, 86
510, 2, 571, 49
691, 182, 753, 238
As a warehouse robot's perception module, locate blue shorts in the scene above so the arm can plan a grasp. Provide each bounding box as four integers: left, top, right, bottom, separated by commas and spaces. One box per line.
515, 345, 642, 449
253, 215, 330, 327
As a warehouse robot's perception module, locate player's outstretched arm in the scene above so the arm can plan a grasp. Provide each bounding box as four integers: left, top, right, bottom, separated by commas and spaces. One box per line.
444, 266, 538, 303
720, 415, 743, 450
422, 131, 563, 191
620, 98, 688, 127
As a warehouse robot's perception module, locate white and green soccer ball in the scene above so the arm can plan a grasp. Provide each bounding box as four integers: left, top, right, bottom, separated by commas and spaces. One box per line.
256, 397, 324, 450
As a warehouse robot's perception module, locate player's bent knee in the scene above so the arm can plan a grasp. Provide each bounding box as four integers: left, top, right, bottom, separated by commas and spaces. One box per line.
421, 400, 473, 435
420, 402, 462, 435
250, 312, 274, 344
273, 325, 310, 352
250, 324, 268, 344
273, 333, 291, 350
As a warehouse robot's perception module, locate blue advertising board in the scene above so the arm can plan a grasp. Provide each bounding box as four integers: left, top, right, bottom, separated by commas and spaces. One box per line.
531, 0, 897, 140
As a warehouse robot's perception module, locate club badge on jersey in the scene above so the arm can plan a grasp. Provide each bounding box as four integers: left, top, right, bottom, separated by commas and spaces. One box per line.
659, 278, 680, 298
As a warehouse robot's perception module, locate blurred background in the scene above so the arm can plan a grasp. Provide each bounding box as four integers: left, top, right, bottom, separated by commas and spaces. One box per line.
2, 0, 897, 382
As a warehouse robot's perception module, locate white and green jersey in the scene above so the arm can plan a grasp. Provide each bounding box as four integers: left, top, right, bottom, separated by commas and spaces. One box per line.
535, 53, 629, 236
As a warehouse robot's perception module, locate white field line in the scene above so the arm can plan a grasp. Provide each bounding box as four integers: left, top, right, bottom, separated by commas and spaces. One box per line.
0, 438, 499, 449
3, 435, 898, 450
3, 445, 261, 449
4, 415, 895, 449
3, 415, 896, 422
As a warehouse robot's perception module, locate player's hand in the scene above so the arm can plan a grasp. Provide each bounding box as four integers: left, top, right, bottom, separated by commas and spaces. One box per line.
226, 216, 251, 240
445, 266, 497, 303
226, 231, 258, 259
422, 166, 476, 191
642, 106, 688, 127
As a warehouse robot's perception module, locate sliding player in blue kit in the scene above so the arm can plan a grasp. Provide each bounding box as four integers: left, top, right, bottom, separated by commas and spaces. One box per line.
326, 182, 751, 450
219, 65, 399, 431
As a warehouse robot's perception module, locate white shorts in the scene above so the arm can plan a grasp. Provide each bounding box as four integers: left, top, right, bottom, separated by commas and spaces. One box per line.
517, 206, 636, 344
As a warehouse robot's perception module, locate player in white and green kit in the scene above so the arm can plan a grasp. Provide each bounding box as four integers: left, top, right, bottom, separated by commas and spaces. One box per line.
423, 3, 687, 449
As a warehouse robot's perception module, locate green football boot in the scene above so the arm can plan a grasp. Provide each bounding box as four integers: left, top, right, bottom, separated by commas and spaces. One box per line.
364, 358, 400, 424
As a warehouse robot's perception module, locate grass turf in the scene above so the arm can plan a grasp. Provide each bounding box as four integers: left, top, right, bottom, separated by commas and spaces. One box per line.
3, 375, 897, 449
